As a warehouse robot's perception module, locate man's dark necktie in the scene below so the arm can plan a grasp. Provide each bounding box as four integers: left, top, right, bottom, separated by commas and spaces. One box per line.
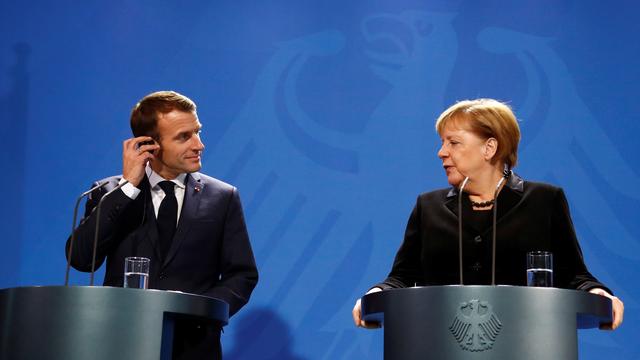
157, 181, 178, 260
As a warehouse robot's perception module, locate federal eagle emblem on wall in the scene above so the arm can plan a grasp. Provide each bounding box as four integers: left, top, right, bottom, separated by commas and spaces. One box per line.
449, 299, 502, 352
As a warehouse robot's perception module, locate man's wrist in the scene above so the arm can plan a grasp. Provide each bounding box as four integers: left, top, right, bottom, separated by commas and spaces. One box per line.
119, 178, 141, 199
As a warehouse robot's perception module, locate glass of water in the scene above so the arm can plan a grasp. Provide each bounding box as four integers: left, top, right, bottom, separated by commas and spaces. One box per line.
124, 257, 150, 289
526, 251, 553, 287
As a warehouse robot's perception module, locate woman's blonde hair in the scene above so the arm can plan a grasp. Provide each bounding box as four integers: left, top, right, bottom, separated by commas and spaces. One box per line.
435, 99, 521, 168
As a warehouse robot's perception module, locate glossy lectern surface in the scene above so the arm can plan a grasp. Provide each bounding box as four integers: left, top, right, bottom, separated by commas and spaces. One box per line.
0, 286, 228, 360
361, 285, 612, 360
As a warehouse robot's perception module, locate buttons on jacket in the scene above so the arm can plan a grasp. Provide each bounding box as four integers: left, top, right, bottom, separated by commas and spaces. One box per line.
159, 272, 167, 280
471, 262, 482, 272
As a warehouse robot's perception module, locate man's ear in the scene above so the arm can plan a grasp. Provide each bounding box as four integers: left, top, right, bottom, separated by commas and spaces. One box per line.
153, 138, 161, 155
484, 138, 498, 161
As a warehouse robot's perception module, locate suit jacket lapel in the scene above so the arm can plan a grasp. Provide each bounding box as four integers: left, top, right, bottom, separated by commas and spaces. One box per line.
444, 193, 459, 216
491, 173, 525, 227
162, 172, 204, 267
492, 186, 523, 226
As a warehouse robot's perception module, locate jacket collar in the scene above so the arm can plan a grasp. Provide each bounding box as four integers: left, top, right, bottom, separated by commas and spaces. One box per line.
446, 170, 524, 198
139, 172, 206, 268
443, 171, 525, 230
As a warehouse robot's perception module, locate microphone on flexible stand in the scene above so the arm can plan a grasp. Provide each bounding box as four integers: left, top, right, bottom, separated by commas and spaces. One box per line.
65, 181, 108, 286
458, 176, 470, 285
491, 168, 511, 285
90, 179, 130, 286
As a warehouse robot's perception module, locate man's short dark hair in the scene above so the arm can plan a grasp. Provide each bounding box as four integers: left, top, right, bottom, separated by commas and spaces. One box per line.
130, 91, 197, 139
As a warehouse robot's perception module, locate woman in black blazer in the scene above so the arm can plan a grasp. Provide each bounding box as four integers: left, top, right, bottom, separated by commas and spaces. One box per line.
352, 99, 623, 330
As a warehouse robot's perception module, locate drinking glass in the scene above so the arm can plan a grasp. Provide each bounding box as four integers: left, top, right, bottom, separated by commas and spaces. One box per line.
124, 257, 150, 289
526, 251, 553, 287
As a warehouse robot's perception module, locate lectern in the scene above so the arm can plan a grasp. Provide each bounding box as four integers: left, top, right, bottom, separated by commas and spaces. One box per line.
361, 285, 612, 360
0, 286, 229, 360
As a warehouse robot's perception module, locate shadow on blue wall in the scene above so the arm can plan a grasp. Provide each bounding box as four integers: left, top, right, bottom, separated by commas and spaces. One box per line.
225, 307, 306, 360
0, 43, 29, 287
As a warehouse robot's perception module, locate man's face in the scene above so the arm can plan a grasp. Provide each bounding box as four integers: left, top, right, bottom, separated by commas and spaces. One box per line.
151, 109, 204, 179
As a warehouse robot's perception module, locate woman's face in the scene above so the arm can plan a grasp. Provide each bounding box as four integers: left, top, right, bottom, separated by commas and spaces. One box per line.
437, 121, 490, 187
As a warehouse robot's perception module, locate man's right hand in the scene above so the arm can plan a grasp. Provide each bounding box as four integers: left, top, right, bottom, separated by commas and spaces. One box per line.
122, 136, 159, 187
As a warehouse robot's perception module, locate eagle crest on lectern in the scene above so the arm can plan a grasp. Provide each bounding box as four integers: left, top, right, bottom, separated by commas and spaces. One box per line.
449, 299, 502, 352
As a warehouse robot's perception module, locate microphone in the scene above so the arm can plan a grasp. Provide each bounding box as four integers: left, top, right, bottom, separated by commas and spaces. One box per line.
458, 177, 470, 285
65, 181, 108, 286
456, 167, 510, 286
90, 179, 130, 286
491, 169, 510, 285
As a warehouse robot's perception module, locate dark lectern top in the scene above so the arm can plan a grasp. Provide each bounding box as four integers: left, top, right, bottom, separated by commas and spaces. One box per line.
0, 286, 229, 360
361, 285, 612, 360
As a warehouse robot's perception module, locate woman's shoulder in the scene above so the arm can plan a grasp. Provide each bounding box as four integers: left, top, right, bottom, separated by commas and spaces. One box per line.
520, 179, 566, 205
416, 187, 453, 203
522, 179, 563, 194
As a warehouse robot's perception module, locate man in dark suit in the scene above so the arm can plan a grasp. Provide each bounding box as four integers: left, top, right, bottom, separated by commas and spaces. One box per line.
66, 91, 258, 359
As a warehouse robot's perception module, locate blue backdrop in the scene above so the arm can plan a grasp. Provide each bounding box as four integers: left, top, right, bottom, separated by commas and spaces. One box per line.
1, 1, 638, 358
